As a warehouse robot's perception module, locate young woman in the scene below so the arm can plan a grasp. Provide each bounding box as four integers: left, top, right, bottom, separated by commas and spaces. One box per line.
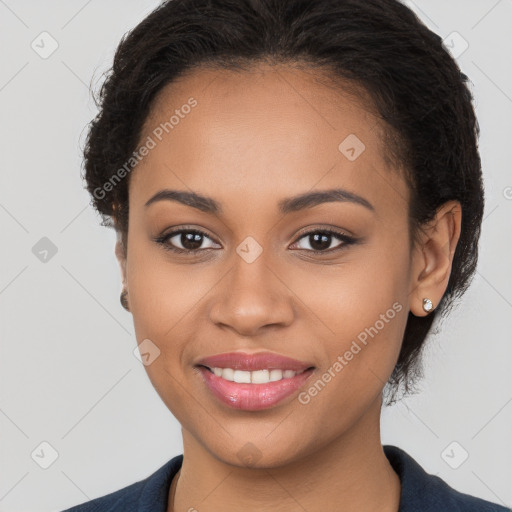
62, 0, 509, 510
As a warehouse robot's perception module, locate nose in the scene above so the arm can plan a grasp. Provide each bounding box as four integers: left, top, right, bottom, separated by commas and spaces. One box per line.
208, 252, 295, 337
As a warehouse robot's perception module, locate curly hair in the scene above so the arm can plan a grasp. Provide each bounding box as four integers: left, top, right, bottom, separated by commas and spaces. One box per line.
82, 0, 484, 405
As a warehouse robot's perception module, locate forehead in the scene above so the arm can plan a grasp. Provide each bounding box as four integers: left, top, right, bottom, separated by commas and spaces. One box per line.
129, 63, 409, 218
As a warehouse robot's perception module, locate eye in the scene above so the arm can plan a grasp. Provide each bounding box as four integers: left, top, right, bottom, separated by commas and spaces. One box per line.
154, 228, 220, 254
291, 228, 357, 253
154, 227, 358, 255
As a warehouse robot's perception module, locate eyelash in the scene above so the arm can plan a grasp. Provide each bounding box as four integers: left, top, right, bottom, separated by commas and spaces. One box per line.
153, 227, 358, 255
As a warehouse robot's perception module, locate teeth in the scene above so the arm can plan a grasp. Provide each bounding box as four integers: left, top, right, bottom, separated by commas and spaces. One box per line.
269, 369, 283, 382
252, 370, 270, 384
221, 367, 234, 381
233, 370, 252, 383
209, 367, 305, 383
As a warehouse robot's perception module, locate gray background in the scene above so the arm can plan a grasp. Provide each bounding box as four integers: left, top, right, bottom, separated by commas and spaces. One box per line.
0, 1, 511, 510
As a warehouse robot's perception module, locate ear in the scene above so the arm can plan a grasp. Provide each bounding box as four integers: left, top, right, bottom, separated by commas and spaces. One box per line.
409, 200, 462, 317
115, 235, 128, 286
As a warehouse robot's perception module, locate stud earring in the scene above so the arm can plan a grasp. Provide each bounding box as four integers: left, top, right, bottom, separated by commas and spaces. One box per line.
422, 298, 433, 313
120, 289, 130, 311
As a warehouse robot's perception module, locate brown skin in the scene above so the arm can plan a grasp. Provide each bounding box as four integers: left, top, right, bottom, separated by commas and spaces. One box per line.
114, 64, 461, 512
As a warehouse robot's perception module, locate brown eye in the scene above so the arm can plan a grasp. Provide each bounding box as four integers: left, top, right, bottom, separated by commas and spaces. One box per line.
155, 229, 220, 254
154, 227, 357, 256
291, 229, 357, 253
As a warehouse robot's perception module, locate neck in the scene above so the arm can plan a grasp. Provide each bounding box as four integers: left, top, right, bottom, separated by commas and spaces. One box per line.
168, 395, 400, 512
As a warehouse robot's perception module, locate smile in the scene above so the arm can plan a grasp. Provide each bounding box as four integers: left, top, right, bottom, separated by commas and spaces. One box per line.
203, 366, 308, 383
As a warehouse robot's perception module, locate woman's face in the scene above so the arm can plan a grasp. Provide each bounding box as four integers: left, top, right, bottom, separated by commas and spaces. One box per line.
121, 64, 416, 467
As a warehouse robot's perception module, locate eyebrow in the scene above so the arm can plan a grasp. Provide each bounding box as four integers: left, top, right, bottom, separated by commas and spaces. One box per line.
144, 188, 375, 214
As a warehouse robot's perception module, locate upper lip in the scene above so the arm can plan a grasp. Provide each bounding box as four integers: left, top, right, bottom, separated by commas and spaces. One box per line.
195, 351, 315, 372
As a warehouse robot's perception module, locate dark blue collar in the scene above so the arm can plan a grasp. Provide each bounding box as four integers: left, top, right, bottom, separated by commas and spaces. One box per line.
383, 445, 508, 511
137, 445, 508, 511
63, 445, 509, 511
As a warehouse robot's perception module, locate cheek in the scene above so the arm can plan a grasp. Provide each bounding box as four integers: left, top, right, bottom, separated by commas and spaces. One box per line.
125, 234, 226, 372
124, 239, 206, 417
291, 238, 410, 398
127, 257, 207, 340
292, 236, 409, 341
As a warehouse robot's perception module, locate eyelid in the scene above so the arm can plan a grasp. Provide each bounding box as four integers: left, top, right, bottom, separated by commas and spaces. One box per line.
293, 224, 355, 240
290, 227, 357, 252
155, 226, 220, 252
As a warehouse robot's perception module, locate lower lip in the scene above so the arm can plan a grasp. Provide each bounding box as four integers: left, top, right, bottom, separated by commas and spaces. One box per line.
197, 366, 315, 411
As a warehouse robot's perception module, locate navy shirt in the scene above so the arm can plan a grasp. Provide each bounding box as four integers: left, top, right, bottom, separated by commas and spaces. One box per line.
61, 445, 510, 511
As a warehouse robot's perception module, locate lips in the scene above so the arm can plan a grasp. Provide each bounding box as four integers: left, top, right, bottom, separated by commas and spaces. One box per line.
195, 351, 315, 372
194, 351, 316, 410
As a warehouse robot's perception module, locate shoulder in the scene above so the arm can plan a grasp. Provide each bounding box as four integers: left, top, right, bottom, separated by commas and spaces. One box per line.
383, 445, 510, 512
59, 454, 183, 512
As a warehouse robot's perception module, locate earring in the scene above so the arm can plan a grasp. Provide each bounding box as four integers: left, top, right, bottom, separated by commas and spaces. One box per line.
120, 289, 130, 311
422, 298, 433, 313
